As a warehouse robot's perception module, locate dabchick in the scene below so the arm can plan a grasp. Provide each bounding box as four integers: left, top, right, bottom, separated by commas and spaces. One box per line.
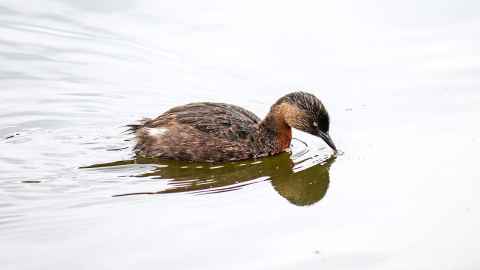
129, 92, 336, 162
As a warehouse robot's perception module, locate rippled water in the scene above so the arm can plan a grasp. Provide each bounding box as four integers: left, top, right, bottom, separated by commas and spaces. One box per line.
1, 0, 480, 269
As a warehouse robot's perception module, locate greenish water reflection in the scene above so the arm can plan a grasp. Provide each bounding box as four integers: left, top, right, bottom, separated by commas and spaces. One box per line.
83, 153, 334, 206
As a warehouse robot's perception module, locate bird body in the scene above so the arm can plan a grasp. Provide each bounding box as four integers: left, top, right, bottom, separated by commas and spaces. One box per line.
130, 92, 336, 162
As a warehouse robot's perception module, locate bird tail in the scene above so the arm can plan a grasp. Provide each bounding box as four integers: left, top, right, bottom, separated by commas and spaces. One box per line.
123, 118, 151, 134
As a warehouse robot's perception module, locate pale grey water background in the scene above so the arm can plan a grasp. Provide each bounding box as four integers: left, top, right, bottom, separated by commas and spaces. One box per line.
1, 0, 480, 269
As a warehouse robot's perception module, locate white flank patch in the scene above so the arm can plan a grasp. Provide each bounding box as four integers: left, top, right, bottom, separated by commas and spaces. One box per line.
145, 127, 168, 138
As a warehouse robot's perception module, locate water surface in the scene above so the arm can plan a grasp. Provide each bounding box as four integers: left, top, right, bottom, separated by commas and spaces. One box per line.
1, 0, 479, 269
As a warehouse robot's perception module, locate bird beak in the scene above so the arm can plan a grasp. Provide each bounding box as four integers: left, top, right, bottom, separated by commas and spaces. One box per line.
318, 131, 337, 153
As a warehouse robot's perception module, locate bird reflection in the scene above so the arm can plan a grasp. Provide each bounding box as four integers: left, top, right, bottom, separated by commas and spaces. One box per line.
83, 153, 334, 206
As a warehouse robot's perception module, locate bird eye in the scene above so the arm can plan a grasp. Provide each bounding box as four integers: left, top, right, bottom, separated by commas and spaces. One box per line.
313, 122, 318, 127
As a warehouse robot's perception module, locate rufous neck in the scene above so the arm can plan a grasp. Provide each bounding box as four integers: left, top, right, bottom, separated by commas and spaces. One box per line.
259, 105, 293, 152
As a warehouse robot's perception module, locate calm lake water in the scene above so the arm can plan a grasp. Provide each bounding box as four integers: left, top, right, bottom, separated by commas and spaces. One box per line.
1, 0, 479, 269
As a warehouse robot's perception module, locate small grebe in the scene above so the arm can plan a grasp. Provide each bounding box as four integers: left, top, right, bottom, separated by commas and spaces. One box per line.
129, 92, 336, 162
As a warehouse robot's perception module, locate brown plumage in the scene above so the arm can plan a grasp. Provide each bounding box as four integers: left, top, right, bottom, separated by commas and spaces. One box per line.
129, 92, 336, 162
